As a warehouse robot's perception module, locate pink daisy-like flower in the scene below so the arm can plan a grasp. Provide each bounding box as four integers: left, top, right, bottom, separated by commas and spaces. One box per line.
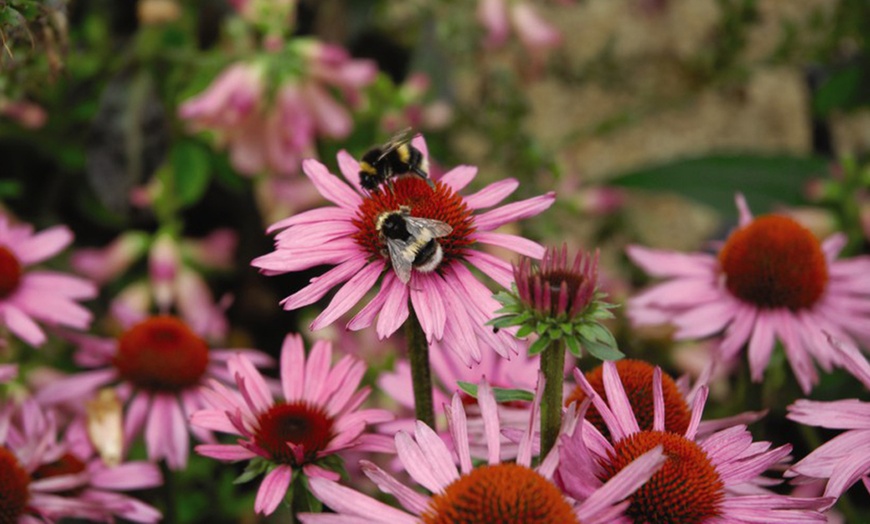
0, 215, 96, 347
786, 398, 870, 505
190, 333, 394, 516
252, 137, 555, 365
0, 398, 160, 523
36, 313, 273, 470
785, 336, 870, 503
566, 361, 832, 523
298, 376, 666, 523
627, 194, 870, 393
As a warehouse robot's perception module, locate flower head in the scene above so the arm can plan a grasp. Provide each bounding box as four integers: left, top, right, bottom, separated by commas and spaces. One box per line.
0, 214, 97, 348
0, 398, 162, 523
252, 137, 555, 365
627, 194, 870, 393
299, 376, 666, 524
36, 313, 273, 470
492, 245, 619, 359
786, 396, 870, 504
190, 333, 394, 516
565, 361, 832, 523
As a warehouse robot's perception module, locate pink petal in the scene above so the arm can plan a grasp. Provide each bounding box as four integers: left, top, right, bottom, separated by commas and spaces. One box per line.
281, 333, 306, 401
625, 245, 718, 278
304, 340, 332, 403
438, 165, 477, 192
473, 192, 555, 231
302, 158, 361, 210
146, 393, 189, 469
310, 261, 384, 330
336, 149, 364, 193
255, 464, 293, 515
15, 225, 73, 264
196, 443, 258, 461
1, 304, 46, 346
474, 231, 545, 258
359, 461, 429, 515
305, 477, 417, 523
747, 311, 776, 382
464, 251, 514, 289
463, 179, 518, 209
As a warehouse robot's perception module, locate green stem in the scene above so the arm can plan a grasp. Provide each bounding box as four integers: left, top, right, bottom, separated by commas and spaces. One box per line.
540, 340, 566, 458
405, 306, 435, 429
159, 462, 177, 524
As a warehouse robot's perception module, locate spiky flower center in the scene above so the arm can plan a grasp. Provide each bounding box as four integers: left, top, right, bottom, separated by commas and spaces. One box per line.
422, 463, 578, 524
253, 402, 335, 466
0, 446, 30, 524
352, 177, 475, 267
114, 316, 209, 392
0, 247, 22, 299
603, 431, 723, 524
565, 360, 691, 438
31, 452, 87, 480
718, 215, 828, 310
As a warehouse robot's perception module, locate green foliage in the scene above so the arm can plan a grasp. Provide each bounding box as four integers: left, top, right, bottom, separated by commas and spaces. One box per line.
457, 381, 535, 403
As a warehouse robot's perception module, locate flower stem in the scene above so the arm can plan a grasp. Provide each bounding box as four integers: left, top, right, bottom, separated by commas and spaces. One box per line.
540, 340, 566, 458
406, 306, 435, 428
159, 462, 177, 524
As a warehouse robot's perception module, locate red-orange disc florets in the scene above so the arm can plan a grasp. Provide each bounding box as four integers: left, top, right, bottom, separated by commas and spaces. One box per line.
114, 316, 210, 392
0, 446, 30, 524
603, 431, 724, 524
0, 246, 22, 299
718, 215, 828, 311
422, 463, 579, 524
253, 401, 335, 466
565, 360, 691, 438
353, 177, 476, 267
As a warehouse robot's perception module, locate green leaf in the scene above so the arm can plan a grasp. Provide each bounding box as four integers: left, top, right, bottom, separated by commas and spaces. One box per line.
565, 336, 583, 358
458, 381, 478, 398
560, 323, 574, 336
548, 327, 564, 340
0, 180, 21, 198
536, 322, 549, 336
234, 458, 268, 484
171, 141, 212, 207
607, 154, 828, 216
813, 64, 869, 117
515, 324, 534, 338
583, 338, 624, 361
528, 336, 551, 356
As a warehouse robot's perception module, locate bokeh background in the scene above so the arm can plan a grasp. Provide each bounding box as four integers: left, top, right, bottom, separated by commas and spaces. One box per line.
2, 0, 869, 521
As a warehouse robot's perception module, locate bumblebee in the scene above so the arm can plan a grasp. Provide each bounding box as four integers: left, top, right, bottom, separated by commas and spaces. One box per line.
376, 206, 452, 284
359, 128, 434, 191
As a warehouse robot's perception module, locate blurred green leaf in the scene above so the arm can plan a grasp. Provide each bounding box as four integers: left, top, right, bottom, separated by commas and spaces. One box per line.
813, 64, 870, 117
171, 141, 211, 207
457, 381, 535, 403
0, 180, 22, 198
608, 154, 829, 216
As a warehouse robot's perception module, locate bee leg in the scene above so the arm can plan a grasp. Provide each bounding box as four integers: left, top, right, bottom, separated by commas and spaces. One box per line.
412, 167, 435, 189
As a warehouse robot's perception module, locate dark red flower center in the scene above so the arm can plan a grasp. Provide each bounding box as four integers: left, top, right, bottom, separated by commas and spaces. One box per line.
114, 316, 209, 392
0, 446, 30, 524
602, 431, 723, 523
565, 360, 692, 439
253, 401, 335, 466
422, 463, 578, 524
0, 247, 22, 299
718, 215, 828, 310
31, 452, 87, 480
352, 177, 475, 269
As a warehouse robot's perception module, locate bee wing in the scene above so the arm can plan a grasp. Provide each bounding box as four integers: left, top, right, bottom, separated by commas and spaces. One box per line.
385, 238, 413, 284
377, 127, 415, 161
402, 217, 453, 241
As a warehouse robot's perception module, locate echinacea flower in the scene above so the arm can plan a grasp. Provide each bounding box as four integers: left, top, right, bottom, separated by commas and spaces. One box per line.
0, 215, 96, 347
298, 376, 667, 523
566, 360, 832, 523
36, 313, 273, 470
190, 333, 394, 516
627, 194, 870, 393
0, 398, 161, 523
786, 339, 870, 503
253, 137, 554, 366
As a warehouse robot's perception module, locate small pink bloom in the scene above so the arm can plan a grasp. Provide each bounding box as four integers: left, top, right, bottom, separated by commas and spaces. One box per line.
252, 136, 555, 366
627, 194, 870, 393
179, 62, 264, 131
566, 361, 832, 522
477, 0, 511, 48
787, 396, 870, 504
36, 314, 273, 470
73, 232, 151, 285
510, 2, 562, 52
0, 215, 97, 348
191, 333, 394, 516
0, 99, 48, 129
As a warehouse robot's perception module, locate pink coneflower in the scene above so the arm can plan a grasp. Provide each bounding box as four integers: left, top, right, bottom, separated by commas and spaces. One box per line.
786, 397, 870, 505
253, 137, 554, 366
190, 333, 394, 516
0, 215, 96, 347
627, 194, 870, 393
36, 314, 273, 470
0, 398, 161, 523
566, 361, 832, 523
298, 377, 666, 523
